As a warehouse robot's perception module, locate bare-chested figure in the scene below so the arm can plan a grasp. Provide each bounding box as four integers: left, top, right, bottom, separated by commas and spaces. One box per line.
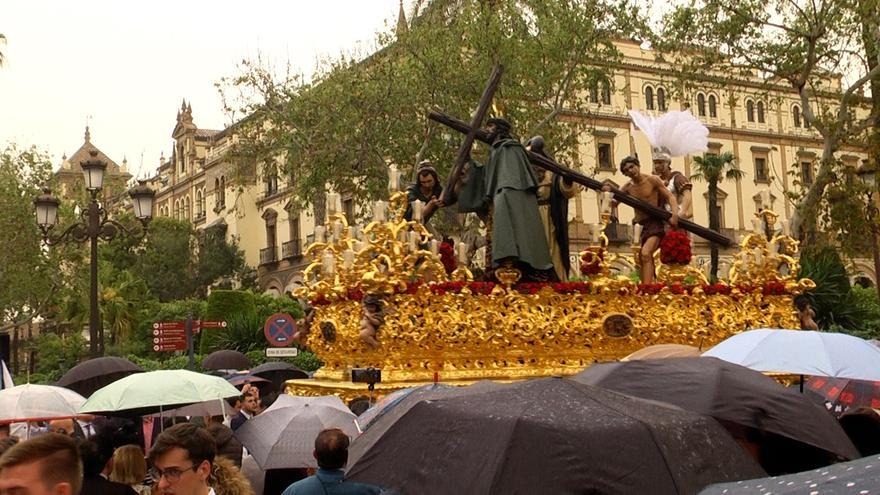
603, 156, 678, 284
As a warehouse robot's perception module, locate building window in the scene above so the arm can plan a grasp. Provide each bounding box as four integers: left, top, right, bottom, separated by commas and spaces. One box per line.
290, 214, 301, 249
757, 101, 765, 123
597, 142, 613, 170
792, 105, 802, 128
645, 86, 654, 110
265, 174, 278, 197
589, 80, 599, 104
697, 93, 706, 117
657, 87, 667, 112
754, 157, 769, 182
184, 196, 191, 221
801, 161, 813, 185
708, 94, 717, 118
746, 100, 755, 123
601, 82, 611, 105
217, 176, 226, 208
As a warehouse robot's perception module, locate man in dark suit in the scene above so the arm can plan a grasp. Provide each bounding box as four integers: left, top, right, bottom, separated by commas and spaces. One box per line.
79, 435, 138, 495
230, 393, 259, 431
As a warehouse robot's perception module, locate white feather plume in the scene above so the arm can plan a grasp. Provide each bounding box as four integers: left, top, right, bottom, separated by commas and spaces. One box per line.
628, 110, 709, 157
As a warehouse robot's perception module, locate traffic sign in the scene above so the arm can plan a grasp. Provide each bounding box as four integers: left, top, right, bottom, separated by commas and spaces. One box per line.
264, 313, 297, 347
199, 320, 227, 329
266, 348, 299, 358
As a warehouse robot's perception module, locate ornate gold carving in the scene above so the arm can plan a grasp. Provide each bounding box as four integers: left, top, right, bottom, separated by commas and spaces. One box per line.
291, 187, 814, 398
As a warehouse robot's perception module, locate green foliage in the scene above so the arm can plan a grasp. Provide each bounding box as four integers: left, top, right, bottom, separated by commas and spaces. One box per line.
200, 290, 257, 354
253, 292, 304, 322
195, 228, 247, 296
208, 312, 265, 354
220, 0, 646, 215
127, 354, 201, 372
26, 332, 88, 383
798, 245, 868, 329
133, 218, 197, 301
0, 144, 80, 324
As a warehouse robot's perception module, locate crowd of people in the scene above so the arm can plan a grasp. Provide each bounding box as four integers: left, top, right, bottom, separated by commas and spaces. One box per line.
0, 382, 386, 495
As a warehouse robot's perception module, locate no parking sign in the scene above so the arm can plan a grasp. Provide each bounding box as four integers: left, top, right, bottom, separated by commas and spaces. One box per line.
264, 313, 296, 347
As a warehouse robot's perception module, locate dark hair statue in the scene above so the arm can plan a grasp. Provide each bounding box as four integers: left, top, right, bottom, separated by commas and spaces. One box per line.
619, 155, 640, 172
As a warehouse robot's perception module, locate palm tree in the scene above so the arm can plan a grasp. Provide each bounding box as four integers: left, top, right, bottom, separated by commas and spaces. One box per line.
0, 34, 6, 67
690, 152, 744, 280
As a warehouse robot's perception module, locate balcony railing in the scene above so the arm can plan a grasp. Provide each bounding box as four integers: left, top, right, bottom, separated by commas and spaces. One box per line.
281, 240, 302, 259
259, 246, 278, 265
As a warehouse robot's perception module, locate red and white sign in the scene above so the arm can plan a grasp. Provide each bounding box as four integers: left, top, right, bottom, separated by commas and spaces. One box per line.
152, 321, 188, 352
199, 320, 227, 329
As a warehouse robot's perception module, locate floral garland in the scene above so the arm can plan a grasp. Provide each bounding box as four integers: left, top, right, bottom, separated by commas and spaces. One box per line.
311, 280, 795, 304
660, 230, 692, 265
579, 248, 605, 276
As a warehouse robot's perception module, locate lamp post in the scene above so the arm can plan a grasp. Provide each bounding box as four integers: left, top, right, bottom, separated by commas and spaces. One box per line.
856, 162, 880, 302
33, 150, 155, 357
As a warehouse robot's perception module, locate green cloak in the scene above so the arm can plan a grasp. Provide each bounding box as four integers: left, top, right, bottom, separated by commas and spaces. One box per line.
458, 138, 553, 271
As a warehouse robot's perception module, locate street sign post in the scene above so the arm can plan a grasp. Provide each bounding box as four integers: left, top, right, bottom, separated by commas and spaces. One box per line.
264, 313, 297, 347
199, 320, 227, 329
265, 348, 299, 358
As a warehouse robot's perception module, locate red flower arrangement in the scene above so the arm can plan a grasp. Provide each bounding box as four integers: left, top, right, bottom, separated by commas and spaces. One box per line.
580, 248, 605, 276
439, 242, 456, 275
660, 230, 692, 265
703, 283, 732, 295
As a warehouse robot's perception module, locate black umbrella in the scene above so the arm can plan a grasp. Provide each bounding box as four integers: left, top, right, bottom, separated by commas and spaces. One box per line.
699, 454, 880, 494
201, 350, 250, 371
55, 356, 143, 397
349, 381, 505, 466
249, 361, 308, 391
571, 357, 860, 463
347, 377, 765, 495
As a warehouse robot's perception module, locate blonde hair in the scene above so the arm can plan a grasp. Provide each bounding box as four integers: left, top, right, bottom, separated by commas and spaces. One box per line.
110, 444, 147, 485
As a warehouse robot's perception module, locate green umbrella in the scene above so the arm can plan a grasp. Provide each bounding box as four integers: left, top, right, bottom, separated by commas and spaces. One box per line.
79, 369, 240, 417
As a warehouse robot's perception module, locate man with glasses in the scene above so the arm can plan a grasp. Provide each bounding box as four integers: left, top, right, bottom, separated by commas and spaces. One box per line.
282, 428, 382, 495
148, 423, 216, 495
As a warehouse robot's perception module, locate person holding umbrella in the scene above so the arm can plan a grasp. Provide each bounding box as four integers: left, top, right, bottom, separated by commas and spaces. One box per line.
282, 429, 382, 495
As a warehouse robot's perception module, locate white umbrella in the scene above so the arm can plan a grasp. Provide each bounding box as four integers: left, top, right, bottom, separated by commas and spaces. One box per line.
235, 396, 358, 469
80, 369, 241, 416
0, 384, 86, 422
703, 328, 880, 380
147, 399, 235, 418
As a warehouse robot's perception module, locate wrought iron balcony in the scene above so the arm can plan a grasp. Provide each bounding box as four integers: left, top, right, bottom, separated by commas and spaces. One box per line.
281, 240, 302, 259
259, 246, 278, 265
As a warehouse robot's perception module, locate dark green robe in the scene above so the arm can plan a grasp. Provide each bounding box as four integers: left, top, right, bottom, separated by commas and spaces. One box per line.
458, 138, 553, 271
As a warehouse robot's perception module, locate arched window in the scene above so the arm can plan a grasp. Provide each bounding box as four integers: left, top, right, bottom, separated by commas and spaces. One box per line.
645, 86, 654, 110
792, 105, 802, 128
174, 200, 180, 220
757, 101, 765, 123
746, 100, 755, 123
184, 196, 191, 220
697, 93, 707, 117
196, 189, 204, 217
708, 94, 718, 118
601, 82, 612, 105
217, 176, 226, 208
657, 87, 667, 111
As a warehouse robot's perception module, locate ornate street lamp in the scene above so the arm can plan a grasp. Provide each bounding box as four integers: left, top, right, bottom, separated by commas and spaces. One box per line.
857, 161, 880, 301
34, 149, 154, 357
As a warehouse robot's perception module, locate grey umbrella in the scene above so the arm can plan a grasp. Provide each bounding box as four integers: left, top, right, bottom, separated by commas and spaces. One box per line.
55, 356, 143, 397
347, 377, 765, 495
699, 454, 880, 494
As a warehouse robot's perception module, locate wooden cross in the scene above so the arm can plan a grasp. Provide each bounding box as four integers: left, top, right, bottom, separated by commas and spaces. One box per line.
428, 110, 734, 247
